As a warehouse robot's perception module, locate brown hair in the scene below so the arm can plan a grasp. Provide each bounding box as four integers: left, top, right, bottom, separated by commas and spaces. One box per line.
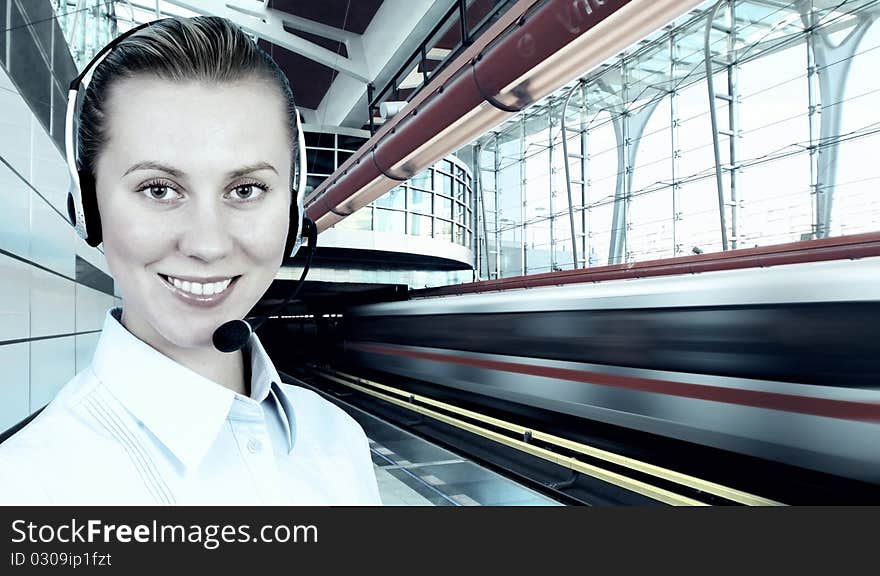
78, 16, 299, 178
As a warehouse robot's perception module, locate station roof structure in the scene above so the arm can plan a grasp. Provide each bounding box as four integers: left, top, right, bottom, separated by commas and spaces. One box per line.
103, 0, 510, 130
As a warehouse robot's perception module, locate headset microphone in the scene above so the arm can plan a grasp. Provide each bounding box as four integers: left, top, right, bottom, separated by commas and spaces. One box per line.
212, 217, 318, 353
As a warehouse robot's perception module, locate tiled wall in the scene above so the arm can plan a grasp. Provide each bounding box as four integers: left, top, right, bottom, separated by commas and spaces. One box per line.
0, 0, 119, 432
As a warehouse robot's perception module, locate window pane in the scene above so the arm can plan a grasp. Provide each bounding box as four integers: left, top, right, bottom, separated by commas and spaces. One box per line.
455, 225, 466, 245
337, 134, 367, 150
439, 174, 453, 196
455, 202, 466, 225
409, 189, 431, 213
375, 208, 405, 233
436, 219, 452, 242
337, 150, 354, 167
304, 132, 334, 148
437, 196, 453, 219
305, 149, 335, 174
337, 206, 372, 230
376, 186, 405, 209
306, 175, 326, 195
409, 214, 432, 236
455, 179, 466, 203
410, 170, 432, 190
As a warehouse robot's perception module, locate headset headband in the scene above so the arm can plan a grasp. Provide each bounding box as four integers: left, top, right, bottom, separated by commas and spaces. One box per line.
66, 18, 308, 258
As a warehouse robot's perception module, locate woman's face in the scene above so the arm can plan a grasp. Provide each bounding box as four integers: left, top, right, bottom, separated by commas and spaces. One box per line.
94, 75, 292, 352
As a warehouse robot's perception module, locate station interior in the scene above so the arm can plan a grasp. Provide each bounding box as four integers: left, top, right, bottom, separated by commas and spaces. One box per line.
2, 0, 879, 505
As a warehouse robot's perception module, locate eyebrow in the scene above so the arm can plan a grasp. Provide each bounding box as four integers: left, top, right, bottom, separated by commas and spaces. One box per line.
122, 161, 278, 179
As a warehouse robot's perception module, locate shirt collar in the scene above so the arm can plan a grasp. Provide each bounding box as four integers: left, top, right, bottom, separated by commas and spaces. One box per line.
91, 308, 294, 471
247, 331, 296, 453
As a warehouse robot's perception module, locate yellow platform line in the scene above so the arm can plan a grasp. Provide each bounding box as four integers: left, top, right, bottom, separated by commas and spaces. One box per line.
310, 367, 708, 506
310, 365, 784, 507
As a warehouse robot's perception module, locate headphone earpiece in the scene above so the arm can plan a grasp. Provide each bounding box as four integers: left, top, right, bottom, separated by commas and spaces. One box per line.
284, 109, 307, 259
66, 19, 308, 259
77, 170, 103, 247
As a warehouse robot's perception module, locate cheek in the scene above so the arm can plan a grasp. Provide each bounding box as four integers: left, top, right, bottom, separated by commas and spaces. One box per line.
100, 200, 175, 269
234, 206, 290, 264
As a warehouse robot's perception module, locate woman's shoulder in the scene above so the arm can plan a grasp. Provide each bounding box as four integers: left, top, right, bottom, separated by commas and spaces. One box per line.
0, 366, 108, 471
0, 365, 154, 504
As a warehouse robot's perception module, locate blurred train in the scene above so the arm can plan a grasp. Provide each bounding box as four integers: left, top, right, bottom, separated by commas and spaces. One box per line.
343, 255, 880, 484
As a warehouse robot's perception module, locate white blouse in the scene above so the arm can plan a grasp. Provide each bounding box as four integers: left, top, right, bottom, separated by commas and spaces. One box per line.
0, 308, 381, 505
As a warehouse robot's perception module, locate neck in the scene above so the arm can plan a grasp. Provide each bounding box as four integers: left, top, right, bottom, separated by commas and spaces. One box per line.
119, 309, 249, 396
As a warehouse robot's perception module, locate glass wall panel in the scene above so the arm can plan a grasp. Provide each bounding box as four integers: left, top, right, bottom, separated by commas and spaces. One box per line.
409, 214, 432, 237
305, 149, 335, 175
337, 206, 373, 231
439, 173, 453, 196
375, 208, 405, 233
411, 170, 432, 190
455, 225, 466, 246
436, 219, 453, 242
376, 186, 406, 209
409, 189, 432, 214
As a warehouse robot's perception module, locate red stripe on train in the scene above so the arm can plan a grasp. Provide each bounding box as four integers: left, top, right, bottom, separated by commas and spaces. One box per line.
349, 342, 880, 422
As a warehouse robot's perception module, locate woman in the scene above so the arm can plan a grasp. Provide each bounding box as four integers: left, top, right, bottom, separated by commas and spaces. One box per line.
0, 16, 381, 505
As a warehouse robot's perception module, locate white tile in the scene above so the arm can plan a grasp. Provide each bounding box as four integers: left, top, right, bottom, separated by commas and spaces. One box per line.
0, 254, 30, 342
74, 243, 113, 278
29, 192, 74, 278
0, 343, 30, 432
30, 268, 75, 337
0, 71, 33, 179
0, 161, 32, 258
28, 123, 69, 215
30, 336, 75, 411
76, 283, 112, 332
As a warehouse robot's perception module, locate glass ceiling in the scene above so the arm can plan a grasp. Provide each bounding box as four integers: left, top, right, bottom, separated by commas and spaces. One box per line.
483, 0, 880, 145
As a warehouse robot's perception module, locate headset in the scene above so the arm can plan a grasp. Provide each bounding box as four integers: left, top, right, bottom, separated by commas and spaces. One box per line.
64, 18, 317, 353
65, 18, 309, 260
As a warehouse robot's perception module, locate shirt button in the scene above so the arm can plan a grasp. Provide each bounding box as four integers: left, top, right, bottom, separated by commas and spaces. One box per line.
247, 438, 262, 454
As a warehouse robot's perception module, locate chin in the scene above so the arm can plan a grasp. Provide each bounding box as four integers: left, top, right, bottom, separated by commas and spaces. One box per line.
144, 310, 224, 351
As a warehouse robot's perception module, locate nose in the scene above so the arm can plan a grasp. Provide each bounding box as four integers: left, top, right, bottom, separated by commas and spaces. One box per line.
177, 196, 234, 263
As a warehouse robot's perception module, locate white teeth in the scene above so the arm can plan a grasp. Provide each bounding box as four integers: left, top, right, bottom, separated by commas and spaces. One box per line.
164, 275, 234, 297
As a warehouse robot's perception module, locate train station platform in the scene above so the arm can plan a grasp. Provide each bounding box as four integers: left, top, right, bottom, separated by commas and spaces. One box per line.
303, 381, 561, 506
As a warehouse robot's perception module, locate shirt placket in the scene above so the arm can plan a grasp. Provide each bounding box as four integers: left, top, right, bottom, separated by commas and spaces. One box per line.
228, 398, 286, 504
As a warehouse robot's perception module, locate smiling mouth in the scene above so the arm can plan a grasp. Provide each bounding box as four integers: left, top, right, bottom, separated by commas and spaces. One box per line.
158, 273, 241, 304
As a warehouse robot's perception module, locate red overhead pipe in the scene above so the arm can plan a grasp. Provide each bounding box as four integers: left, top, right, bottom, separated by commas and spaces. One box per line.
306, 0, 705, 233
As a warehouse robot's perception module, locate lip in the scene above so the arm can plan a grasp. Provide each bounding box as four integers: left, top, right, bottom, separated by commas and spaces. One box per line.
157, 274, 240, 308
161, 274, 237, 283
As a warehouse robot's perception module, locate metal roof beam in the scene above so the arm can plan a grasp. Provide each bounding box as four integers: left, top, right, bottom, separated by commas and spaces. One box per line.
164, 0, 370, 83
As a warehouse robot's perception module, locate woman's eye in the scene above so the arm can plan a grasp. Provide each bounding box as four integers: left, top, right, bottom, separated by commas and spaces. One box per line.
140, 184, 179, 202
229, 183, 267, 201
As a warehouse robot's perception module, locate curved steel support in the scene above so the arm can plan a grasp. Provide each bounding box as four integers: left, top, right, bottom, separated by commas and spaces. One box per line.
607, 86, 662, 266
705, 0, 730, 251
560, 82, 582, 269
798, 2, 877, 238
